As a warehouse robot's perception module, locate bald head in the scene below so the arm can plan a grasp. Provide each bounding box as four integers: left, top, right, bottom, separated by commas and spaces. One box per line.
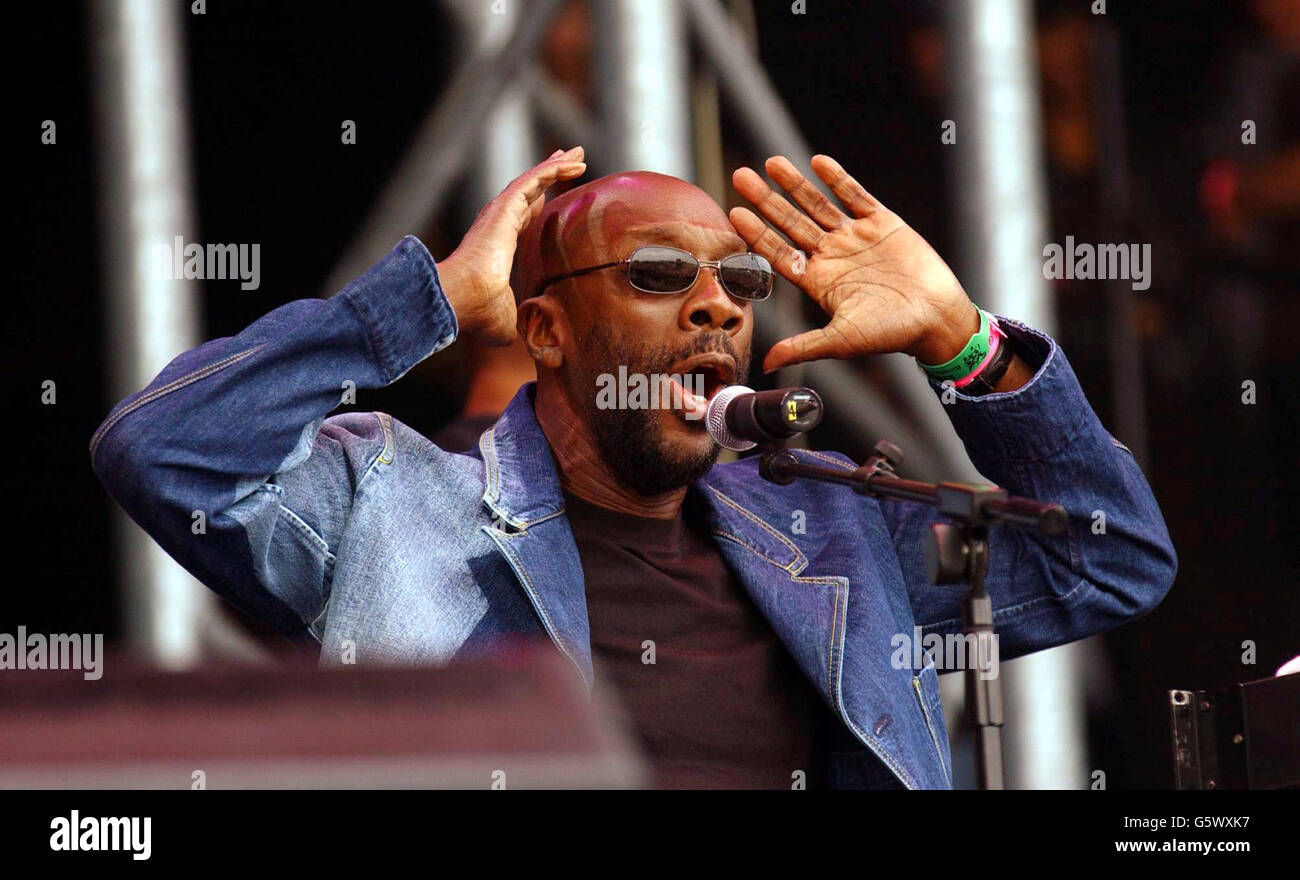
511, 168, 756, 499
512, 171, 743, 303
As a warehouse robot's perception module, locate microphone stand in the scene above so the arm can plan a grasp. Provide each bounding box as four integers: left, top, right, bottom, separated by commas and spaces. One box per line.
758, 440, 1068, 791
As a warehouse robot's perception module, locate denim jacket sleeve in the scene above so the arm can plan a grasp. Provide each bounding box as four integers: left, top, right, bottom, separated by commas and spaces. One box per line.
882, 319, 1178, 660
89, 236, 458, 635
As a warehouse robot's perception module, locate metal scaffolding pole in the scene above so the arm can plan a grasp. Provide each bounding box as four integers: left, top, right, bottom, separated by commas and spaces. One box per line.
946, 0, 1055, 335
592, 0, 693, 179
462, 0, 539, 206
944, 0, 1086, 789
90, 0, 212, 667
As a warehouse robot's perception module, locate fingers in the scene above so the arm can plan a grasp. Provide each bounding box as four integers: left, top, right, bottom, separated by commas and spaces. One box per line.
765, 156, 847, 230
729, 206, 808, 282
762, 327, 841, 374
759, 310, 873, 369
732, 165, 826, 252
514, 146, 586, 208
810, 154, 883, 218
485, 147, 584, 232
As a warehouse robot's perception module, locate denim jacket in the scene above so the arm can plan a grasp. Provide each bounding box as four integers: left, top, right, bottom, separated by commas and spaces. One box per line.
91, 236, 1177, 789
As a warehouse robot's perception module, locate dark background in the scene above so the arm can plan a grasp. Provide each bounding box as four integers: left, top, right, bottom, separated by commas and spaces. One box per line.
9, 0, 1297, 788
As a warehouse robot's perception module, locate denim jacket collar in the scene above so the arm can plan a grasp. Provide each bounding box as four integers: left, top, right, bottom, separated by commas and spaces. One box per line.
475, 385, 844, 713
478, 384, 567, 530
481, 383, 804, 546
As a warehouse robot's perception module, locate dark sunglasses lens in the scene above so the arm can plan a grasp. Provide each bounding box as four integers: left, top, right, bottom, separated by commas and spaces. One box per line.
627, 247, 699, 293
720, 254, 774, 300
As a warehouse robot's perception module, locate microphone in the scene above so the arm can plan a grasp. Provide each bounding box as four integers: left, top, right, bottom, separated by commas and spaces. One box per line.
706, 386, 824, 451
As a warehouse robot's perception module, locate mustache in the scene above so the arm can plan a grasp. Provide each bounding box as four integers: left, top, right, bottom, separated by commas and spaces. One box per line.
578, 319, 751, 386
649, 333, 747, 379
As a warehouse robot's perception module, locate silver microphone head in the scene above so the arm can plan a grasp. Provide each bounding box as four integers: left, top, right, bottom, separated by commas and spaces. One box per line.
706, 385, 757, 451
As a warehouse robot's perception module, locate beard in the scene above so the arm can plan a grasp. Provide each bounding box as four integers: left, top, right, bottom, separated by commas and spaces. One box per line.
574, 323, 750, 497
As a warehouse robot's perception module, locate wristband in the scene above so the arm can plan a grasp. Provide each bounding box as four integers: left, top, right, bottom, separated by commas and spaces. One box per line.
956, 318, 1013, 395
918, 308, 992, 382
953, 316, 1005, 389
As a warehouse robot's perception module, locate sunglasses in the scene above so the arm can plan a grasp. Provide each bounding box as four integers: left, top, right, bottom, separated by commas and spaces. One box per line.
532, 245, 774, 302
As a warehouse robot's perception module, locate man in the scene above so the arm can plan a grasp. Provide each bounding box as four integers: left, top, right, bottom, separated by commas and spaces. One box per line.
91, 147, 1177, 789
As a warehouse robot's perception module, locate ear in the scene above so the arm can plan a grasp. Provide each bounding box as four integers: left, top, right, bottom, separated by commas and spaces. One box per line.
517, 296, 566, 369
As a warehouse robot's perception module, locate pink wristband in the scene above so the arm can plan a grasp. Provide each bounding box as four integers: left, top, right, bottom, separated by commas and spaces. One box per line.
952, 316, 1005, 389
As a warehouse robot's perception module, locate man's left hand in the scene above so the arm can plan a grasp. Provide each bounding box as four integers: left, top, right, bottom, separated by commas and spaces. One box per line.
731, 154, 979, 374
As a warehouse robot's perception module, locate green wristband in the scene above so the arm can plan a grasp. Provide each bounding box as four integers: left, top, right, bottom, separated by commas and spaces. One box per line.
918, 308, 992, 382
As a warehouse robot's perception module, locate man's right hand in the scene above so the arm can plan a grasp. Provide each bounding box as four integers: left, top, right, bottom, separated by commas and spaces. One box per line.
437, 147, 586, 345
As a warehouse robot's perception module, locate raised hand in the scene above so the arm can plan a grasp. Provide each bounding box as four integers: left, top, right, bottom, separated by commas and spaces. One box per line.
438, 147, 586, 345
730, 154, 978, 374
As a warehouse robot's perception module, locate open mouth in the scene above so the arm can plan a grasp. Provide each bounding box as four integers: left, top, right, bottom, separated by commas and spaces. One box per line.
664, 353, 736, 420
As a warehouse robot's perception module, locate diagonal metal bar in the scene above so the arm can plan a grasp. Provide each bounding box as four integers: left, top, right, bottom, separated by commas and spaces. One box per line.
323, 0, 567, 296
